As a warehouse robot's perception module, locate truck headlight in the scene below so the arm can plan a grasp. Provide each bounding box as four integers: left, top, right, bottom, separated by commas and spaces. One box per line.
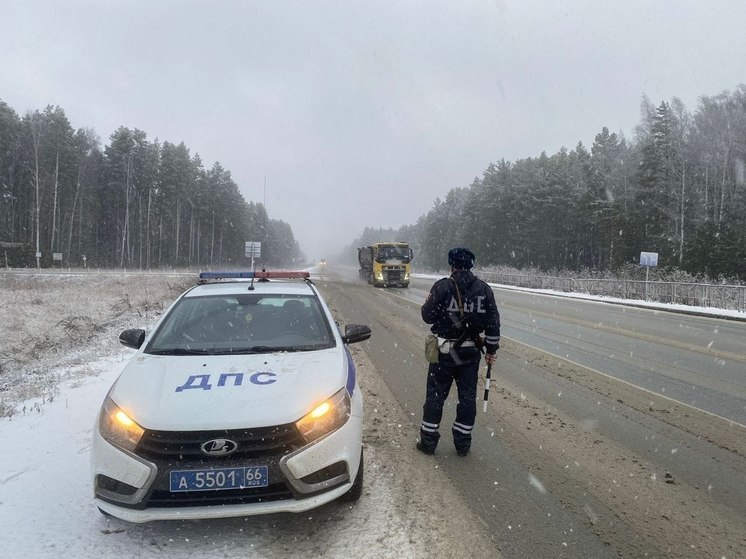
375, 271, 383, 280
99, 397, 145, 452
296, 389, 350, 443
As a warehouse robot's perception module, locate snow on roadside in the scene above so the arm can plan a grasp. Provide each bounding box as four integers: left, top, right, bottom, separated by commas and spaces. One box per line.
0, 351, 429, 558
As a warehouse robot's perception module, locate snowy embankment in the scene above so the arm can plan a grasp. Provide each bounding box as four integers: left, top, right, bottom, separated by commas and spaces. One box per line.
413, 272, 746, 321
0, 272, 497, 559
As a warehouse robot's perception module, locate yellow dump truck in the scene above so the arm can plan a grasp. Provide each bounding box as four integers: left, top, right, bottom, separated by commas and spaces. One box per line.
358, 242, 413, 288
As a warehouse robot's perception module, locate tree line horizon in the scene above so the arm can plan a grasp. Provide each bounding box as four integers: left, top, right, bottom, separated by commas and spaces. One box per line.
0, 99, 303, 268
348, 86, 746, 282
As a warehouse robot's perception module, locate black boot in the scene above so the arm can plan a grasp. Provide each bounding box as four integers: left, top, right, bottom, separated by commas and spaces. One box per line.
416, 440, 435, 455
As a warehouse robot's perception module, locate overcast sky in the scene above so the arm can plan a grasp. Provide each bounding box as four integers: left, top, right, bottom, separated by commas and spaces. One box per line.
3, 0, 745, 259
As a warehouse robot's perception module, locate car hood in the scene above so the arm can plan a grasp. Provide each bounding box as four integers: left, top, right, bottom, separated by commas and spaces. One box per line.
108, 348, 350, 431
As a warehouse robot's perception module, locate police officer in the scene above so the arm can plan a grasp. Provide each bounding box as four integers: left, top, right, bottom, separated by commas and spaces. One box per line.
417, 247, 500, 457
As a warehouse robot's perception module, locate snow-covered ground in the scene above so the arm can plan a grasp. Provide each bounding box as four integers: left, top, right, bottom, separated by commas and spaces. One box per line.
0, 355, 414, 558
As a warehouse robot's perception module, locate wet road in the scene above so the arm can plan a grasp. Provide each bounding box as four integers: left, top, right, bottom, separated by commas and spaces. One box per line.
316, 269, 746, 558
403, 276, 746, 426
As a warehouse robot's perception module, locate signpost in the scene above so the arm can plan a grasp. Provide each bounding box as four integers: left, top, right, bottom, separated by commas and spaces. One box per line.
245, 241, 262, 270
640, 251, 658, 300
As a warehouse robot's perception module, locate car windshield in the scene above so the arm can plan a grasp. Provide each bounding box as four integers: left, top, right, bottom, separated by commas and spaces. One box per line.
146, 293, 334, 354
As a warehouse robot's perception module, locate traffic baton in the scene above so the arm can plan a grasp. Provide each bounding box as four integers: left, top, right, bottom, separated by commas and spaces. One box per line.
482, 363, 492, 413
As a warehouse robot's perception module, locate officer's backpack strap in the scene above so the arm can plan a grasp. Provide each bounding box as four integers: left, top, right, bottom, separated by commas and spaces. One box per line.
450, 277, 470, 349
449, 277, 464, 318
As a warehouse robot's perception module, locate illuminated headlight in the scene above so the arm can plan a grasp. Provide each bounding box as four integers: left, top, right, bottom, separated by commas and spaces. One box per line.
404, 271, 410, 280
375, 271, 384, 280
98, 397, 145, 452
296, 389, 351, 443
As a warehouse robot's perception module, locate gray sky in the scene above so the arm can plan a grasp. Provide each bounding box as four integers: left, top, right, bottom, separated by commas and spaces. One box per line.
3, 0, 745, 259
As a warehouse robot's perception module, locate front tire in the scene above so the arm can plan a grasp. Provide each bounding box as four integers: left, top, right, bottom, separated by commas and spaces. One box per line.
338, 447, 364, 502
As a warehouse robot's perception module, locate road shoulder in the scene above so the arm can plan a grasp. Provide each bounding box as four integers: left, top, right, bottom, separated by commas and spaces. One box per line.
348, 343, 501, 559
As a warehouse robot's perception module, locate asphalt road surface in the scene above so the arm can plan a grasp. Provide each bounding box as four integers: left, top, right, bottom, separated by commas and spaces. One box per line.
316, 268, 746, 559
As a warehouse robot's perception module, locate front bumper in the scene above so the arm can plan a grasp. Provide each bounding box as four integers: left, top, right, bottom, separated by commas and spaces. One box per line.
92, 398, 363, 523
95, 481, 354, 523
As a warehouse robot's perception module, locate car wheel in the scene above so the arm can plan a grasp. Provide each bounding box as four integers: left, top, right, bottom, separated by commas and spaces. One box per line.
338, 447, 363, 502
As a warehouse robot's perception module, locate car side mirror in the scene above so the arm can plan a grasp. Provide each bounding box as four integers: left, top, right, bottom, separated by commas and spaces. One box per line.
119, 328, 146, 349
342, 324, 371, 344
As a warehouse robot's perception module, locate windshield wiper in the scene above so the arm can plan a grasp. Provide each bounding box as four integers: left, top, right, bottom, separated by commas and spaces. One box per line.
204, 346, 277, 355
148, 348, 212, 355
212, 345, 319, 354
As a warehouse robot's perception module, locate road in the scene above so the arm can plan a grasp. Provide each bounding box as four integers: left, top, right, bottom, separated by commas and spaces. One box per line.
317, 268, 746, 559
482, 283, 745, 425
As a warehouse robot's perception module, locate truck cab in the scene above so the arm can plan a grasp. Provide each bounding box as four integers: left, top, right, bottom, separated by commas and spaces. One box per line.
358, 242, 412, 288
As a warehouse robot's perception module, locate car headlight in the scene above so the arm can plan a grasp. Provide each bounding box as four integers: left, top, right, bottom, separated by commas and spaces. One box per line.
98, 397, 145, 452
295, 389, 350, 443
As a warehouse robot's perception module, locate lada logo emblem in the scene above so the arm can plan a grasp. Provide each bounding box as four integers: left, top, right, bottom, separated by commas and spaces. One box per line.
201, 438, 238, 456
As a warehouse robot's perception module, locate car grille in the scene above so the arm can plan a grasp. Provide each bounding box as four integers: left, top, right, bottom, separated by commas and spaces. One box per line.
135, 424, 305, 462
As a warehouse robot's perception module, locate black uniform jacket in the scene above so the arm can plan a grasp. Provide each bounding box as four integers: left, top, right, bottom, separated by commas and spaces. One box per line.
421, 270, 501, 354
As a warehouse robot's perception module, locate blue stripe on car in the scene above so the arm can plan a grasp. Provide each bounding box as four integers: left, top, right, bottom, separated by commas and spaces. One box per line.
344, 347, 356, 396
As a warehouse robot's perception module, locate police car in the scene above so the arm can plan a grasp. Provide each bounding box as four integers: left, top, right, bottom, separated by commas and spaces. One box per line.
92, 271, 370, 523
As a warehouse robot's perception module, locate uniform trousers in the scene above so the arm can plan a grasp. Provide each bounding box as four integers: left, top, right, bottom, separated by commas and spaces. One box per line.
420, 346, 481, 454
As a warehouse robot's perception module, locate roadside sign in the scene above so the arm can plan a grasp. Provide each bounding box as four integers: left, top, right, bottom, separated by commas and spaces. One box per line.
640, 251, 658, 301
36, 252, 42, 258
245, 241, 261, 269
245, 241, 261, 258
640, 252, 658, 267
53, 253, 63, 261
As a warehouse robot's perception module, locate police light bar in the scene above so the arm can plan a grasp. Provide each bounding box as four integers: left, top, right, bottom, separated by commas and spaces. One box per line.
199, 271, 310, 280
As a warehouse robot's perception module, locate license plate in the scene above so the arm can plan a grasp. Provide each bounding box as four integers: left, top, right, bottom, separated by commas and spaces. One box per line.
169, 466, 268, 492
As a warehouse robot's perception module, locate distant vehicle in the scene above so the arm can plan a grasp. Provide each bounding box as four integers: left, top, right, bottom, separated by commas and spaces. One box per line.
91, 270, 371, 523
319, 259, 327, 268
358, 242, 412, 288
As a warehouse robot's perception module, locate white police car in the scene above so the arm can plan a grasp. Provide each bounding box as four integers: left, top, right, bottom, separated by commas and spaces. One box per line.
92, 271, 370, 523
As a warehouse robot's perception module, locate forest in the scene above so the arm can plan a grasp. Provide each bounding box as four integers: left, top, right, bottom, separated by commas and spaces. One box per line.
4, 87, 745, 279
349, 88, 746, 281
0, 100, 302, 268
